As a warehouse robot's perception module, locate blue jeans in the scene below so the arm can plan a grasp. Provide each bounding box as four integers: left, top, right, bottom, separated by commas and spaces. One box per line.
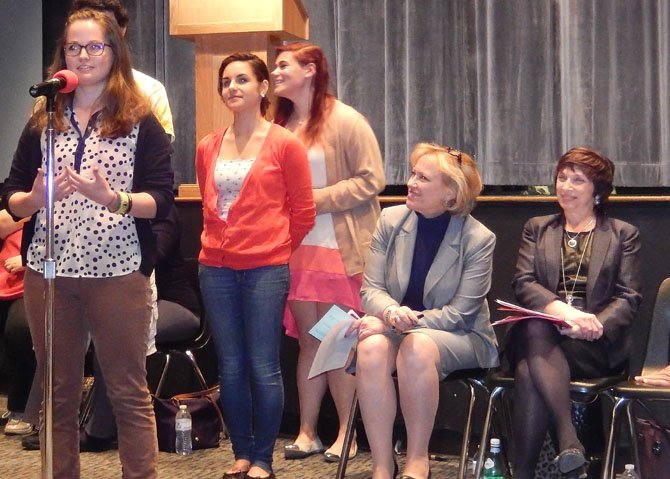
199, 264, 289, 472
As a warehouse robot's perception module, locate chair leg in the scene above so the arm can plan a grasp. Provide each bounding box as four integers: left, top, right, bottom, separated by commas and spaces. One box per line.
336, 393, 359, 479
601, 396, 627, 479
182, 349, 208, 390
474, 385, 505, 478
154, 352, 171, 398
457, 380, 477, 479
625, 400, 641, 474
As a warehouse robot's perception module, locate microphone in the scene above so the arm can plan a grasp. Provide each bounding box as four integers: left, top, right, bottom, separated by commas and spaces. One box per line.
29, 70, 78, 98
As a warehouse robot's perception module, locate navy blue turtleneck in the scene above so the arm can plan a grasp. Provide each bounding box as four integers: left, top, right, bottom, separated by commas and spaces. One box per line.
401, 211, 451, 311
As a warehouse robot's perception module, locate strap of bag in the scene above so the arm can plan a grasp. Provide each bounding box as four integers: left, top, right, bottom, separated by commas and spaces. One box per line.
172, 385, 226, 431
172, 385, 220, 400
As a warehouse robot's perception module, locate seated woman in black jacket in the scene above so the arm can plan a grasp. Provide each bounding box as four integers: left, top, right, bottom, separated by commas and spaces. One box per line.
507, 147, 642, 478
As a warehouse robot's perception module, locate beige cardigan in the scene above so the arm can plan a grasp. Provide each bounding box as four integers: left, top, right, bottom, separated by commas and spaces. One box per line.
314, 100, 386, 276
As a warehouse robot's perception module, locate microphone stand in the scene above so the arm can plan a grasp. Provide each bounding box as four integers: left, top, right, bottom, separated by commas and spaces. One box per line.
41, 91, 57, 479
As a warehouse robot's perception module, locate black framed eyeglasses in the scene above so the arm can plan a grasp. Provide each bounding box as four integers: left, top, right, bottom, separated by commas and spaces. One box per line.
445, 146, 462, 167
64, 42, 112, 57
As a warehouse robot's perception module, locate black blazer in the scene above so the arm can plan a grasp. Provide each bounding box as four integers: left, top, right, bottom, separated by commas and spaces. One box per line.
512, 213, 642, 369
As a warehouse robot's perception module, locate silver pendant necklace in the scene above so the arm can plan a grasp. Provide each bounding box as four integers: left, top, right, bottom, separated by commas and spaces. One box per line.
560, 228, 594, 306
565, 218, 595, 248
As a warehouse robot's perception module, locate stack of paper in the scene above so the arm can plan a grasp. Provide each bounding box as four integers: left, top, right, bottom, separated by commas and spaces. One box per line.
492, 299, 570, 329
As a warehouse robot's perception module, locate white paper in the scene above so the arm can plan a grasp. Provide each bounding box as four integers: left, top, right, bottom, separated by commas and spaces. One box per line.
309, 305, 358, 341
307, 319, 357, 379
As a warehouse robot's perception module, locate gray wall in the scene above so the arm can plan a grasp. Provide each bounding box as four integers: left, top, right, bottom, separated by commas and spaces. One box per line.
0, 1, 43, 182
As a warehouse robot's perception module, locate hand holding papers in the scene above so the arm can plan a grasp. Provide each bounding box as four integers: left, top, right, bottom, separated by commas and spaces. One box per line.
307, 305, 358, 379
492, 299, 570, 329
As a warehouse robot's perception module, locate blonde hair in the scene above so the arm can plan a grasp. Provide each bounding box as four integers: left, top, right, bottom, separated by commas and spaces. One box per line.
410, 143, 483, 216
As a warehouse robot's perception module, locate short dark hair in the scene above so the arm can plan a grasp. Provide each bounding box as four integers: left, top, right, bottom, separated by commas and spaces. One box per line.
555, 147, 615, 204
218, 52, 270, 116
71, 0, 129, 29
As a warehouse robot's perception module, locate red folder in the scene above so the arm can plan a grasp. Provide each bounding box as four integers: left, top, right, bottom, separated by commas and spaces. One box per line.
492, 299, 570, 329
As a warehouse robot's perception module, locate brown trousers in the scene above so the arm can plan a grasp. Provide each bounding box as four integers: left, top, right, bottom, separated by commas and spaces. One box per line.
24, 268, 158, 479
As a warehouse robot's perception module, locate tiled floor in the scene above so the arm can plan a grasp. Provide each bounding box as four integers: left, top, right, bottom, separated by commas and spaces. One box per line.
0, 395, 462, 479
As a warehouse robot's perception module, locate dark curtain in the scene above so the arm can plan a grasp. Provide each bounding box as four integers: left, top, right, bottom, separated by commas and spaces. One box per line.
124, 0, 195, 187
304, 0, 670, 187
43, 0, 670, 187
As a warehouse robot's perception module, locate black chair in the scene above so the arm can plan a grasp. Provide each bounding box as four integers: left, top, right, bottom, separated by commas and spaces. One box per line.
154, 258, 211, 398
601, 278, 670, 479
154, 317, 211, 397
474, 368, 625, 477
335, 368, 490, 479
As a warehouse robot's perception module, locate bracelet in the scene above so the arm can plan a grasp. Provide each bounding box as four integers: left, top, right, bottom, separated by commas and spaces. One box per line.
108, 191, 131, 215
383, 305, 398, 325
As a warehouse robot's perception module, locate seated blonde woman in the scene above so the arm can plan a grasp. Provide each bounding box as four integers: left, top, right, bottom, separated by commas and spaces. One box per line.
347, 143, 499, 479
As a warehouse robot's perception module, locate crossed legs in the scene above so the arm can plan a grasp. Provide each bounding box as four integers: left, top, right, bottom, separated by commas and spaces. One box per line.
511, 320, 582, 479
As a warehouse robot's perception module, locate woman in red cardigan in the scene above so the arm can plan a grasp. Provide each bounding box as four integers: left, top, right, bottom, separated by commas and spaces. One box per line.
196, 52, 315, 479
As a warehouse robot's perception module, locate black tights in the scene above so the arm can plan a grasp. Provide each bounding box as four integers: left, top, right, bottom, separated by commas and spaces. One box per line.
510, 320, 582, 479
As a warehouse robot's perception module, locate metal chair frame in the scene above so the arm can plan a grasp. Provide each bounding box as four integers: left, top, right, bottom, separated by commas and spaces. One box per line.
335, 368, 489, 479
601, 277, 670, 478
474, 371, 625, 478
154, 319, 211, 398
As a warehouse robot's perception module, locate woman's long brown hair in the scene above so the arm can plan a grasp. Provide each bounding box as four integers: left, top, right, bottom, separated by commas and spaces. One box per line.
30, 9, 150, 138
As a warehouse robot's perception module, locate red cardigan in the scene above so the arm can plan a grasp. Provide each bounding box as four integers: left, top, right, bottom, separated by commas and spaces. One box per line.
196, 124, 315, 270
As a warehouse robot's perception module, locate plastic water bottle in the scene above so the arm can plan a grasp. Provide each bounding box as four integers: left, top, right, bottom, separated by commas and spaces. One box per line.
480, 438, 505, 478
175, 404, 192, 455
620, 464, 639, 478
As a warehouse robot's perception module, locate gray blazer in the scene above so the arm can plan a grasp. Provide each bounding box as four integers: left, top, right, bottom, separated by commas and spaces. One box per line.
361, 205, 499, 368
512, 214, 642, 368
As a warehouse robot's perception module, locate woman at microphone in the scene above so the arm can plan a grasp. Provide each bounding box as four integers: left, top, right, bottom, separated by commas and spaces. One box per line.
3, 9, 172, 478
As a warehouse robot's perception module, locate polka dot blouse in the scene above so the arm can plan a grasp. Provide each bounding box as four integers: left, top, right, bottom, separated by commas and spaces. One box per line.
214, 157, 254, 220
27, 108, 141, 278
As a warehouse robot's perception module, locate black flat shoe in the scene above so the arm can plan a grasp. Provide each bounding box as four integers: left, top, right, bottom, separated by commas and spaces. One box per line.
284, 437, 325, 459
323, 441, 358, 462
554, 448, 587, 476
21, 430, 40, 451
399, 466, 431, 479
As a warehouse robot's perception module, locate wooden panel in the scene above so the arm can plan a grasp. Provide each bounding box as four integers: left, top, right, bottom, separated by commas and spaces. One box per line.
170, 0, 307, 39
283, 0, 309, 40
194, 34, 281, 143
176, 188, 670, 204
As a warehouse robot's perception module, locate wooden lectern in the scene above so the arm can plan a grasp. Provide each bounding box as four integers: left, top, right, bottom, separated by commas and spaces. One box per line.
170, 0, 309, 196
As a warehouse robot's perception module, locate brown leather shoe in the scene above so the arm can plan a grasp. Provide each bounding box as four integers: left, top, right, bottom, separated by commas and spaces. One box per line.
221, 472, 247, 479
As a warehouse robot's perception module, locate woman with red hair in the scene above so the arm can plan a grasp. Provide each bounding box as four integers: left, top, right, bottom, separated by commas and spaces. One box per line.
272, 42, 385, 462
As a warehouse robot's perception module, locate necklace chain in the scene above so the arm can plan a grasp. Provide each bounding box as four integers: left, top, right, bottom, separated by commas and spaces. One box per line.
560, 228, 594, 306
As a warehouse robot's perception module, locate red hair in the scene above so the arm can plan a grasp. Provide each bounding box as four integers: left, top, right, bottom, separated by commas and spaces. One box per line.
274, 42, 334, 146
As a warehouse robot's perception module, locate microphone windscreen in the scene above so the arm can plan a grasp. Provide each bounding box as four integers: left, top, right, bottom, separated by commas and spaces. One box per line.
53, 70, 78, 93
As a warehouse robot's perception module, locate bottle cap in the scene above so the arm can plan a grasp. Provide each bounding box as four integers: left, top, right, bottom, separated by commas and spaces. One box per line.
624, 464, 634, 470
490, 438, 501, 447
179, 404, 187, 410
